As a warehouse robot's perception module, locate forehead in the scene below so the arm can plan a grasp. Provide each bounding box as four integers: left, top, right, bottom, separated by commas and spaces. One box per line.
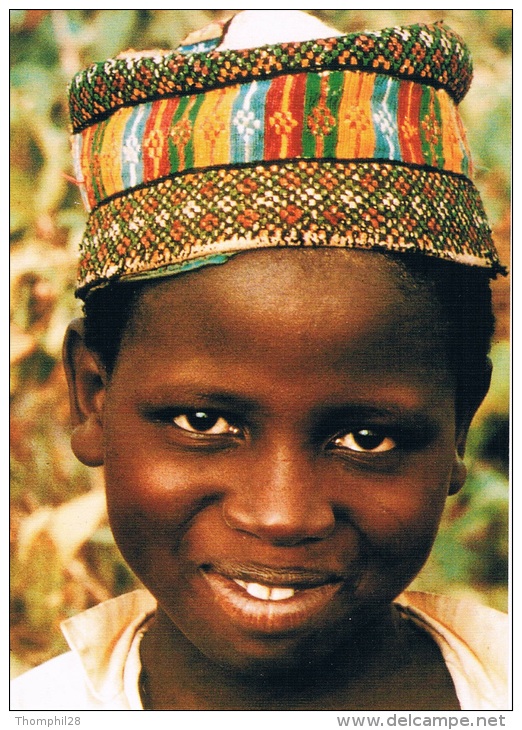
120, 249, 449, 383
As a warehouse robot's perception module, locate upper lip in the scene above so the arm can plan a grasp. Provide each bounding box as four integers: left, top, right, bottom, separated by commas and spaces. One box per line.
203, 560, 346, 588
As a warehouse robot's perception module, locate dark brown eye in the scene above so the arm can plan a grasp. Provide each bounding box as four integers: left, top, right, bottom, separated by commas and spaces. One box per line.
333, 428, 396, 453
173, 411, 240, 436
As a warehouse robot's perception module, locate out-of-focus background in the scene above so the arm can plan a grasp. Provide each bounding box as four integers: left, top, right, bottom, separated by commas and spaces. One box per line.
10, 9, 511, 677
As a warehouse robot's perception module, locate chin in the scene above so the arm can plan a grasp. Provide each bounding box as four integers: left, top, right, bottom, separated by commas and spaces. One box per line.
197, 635, 336, 678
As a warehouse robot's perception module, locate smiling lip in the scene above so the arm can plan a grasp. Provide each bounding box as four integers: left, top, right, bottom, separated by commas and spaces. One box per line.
201, 561, 346, 634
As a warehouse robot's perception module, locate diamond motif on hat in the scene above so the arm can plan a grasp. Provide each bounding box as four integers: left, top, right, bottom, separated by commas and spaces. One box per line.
233, 109, 261, 139
269, 110, 298, 136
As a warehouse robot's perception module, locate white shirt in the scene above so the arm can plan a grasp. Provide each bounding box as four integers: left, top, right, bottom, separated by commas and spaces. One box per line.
10, 589, 509, 710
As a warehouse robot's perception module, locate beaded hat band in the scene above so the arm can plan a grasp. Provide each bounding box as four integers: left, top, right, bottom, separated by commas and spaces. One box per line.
69, 11, 503, 297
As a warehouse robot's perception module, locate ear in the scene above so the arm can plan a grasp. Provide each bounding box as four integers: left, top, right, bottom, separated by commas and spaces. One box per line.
63, 319, 106, 467
448, 359, 493, 495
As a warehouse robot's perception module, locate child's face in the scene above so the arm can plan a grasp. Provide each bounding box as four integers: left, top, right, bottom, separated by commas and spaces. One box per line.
78, 250, 467, 672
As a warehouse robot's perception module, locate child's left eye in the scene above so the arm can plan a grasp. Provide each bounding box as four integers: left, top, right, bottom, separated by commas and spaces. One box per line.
332, 428, 397, 453
172, 411, 241, 436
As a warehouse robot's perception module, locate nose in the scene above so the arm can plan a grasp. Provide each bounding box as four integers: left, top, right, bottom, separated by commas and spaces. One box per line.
222, 443, 335, 546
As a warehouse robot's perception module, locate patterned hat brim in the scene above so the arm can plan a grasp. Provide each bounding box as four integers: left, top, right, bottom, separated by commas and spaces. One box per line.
77, 158, 502, 298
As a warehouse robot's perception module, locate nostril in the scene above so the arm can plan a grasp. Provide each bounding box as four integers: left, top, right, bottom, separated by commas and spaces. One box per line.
221, 497, 335, 545
269, 534, 327, 547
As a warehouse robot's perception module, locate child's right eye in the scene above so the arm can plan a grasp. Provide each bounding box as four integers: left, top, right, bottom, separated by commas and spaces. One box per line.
171, 411, 241, 436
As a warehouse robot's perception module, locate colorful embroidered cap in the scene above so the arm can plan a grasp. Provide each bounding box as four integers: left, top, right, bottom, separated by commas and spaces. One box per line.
69, 10, 503, 298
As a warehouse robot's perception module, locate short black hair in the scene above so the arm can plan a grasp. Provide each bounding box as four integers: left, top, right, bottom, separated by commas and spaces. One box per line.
82, 253, 495, 418
385, 253, 495, 422
83, 280, 144, 375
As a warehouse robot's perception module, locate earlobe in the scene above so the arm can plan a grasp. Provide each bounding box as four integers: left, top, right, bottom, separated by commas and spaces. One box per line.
70, 417, 105, 467
63, 319, 106, 467
449, 454, 467, 495
449, 360, 493, 496
448, 421, 470, 496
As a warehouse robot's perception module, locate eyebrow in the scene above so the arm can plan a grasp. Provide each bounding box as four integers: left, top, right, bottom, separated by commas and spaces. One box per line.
139, 388, 439, 428
139, 389, 267, 416
311, 404, 440, 432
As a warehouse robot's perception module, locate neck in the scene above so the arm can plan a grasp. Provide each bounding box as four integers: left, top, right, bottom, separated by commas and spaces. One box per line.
139, 603, 405, 710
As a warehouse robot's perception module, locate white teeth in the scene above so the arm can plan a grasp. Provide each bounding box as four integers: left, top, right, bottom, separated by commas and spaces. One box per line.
246, 582, 271, 600
269, 587, 295, 601
233, 579, 295, 601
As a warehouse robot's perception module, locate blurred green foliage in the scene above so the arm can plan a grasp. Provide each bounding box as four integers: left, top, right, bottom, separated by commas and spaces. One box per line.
10, 10, 511, 675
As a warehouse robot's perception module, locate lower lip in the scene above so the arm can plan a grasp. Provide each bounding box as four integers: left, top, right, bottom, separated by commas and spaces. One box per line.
202, 571, 342, 634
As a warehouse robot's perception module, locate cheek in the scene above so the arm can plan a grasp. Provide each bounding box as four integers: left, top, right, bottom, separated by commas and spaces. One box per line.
368, 491, 444, 561
103, 441, 224, 576
348, 458, 454, 594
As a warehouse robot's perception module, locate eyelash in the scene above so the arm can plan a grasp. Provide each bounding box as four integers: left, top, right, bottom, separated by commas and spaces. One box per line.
164, 410, 400, 455
332, 429, 397, 454
171, 411, 241, 437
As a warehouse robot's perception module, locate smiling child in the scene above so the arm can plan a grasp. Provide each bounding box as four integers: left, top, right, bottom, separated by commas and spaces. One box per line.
11, 10, 508, 711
